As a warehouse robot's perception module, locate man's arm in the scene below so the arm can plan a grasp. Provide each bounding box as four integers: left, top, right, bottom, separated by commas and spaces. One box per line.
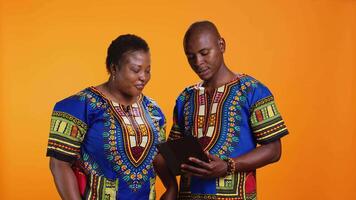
153, 154, 178, 200
180, 139, 282, 178
234, 139, 281, 172
49, 157, 82, 200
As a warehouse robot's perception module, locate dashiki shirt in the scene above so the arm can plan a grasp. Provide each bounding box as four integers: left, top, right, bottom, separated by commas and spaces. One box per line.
46, 87, 166, 200
169, 74, 288, 200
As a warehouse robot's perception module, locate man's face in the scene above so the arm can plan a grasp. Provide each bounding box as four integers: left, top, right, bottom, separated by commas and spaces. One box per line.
184, 31, 225, 81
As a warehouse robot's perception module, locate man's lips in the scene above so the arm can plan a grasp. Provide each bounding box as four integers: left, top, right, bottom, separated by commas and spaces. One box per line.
197, 68, 209, 76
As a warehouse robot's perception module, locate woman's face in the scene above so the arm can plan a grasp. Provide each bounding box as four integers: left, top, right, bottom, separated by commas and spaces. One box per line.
112, 50, 151, 98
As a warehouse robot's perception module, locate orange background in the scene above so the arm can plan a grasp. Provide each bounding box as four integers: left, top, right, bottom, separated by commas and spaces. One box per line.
1, 0, 355, 199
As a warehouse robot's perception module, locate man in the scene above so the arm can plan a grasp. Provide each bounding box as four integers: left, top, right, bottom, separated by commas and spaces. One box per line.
168, 21, 289, 199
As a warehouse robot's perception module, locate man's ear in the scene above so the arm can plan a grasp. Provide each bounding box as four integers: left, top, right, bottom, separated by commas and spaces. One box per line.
218, 37, 226, 53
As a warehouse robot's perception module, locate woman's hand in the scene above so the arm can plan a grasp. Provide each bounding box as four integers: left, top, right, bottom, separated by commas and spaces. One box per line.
181, 152, 228, 179
153, 153, 178, 200
160, 186, 178, 200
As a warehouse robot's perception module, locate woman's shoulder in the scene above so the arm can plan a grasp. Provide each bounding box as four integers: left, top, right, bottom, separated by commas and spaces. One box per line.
53, 87, 105, 111
142, 95, 161, 109
55, 87, 87, 104
142, 95, 165, 118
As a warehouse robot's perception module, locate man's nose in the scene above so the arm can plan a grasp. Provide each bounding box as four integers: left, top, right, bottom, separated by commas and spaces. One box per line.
194, 54, 204, 67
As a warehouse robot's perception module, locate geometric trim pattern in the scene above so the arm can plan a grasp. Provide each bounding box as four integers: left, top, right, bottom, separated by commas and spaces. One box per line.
110, 100, 154, 167
178, 172, 256, 200
250, 96, 288, 144
168, 73, 288, 199
84, 174, 118, 200
193, 84, 229, 151
47, 111, 87, 161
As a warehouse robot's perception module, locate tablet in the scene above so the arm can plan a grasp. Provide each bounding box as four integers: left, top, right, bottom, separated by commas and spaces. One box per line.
157, 136, 209, 175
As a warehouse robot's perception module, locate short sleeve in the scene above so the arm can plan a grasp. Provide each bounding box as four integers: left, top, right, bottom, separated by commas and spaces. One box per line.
249, 82, 288, 145
168, 90, 188, 141
46, 95, 88, 162
158, 121, 167, 144
168, 105, 184, 140
146, 97, 167, 144
155, 105, 167, 144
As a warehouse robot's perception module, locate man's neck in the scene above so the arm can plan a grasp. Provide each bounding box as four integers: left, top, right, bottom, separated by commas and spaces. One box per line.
203, 64, 236, 90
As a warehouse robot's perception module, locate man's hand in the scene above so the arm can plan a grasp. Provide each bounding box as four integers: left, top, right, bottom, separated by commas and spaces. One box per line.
181, 152, 228, 179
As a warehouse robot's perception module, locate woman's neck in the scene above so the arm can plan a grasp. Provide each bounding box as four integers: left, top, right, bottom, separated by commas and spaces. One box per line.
103, 81, 138, 106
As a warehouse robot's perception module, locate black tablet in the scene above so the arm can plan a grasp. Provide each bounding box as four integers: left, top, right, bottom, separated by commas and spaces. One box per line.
157, 136, 209, 176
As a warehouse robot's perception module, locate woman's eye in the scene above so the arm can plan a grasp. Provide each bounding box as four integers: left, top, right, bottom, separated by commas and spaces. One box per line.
131, 68, 140, 73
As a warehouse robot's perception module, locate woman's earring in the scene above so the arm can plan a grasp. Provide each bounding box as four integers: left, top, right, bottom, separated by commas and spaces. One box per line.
112, 75, 115, 81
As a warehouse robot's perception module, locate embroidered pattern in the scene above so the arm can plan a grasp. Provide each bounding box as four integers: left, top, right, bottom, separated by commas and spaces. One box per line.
149, 177, 156, 200
169, 74, 288, 199
47, 111, 87, 160
85, 174, 118, 200
47, 87, 165, 199
250, 96, 288, 144
193, 85, 228, 151
211, 77, 257, 159
111, 101, 153, 167
87, 88, 162, 191
103, 101, 156, 191
179, 172, 256, 200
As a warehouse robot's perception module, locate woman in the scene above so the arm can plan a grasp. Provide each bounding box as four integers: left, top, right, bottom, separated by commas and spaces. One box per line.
47, 34, 177, 200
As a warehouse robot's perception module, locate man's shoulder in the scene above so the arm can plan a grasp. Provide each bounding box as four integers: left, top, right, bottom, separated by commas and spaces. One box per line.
236, 73, 260, 84
174, 83, 200, 103
234, 73, 270, 92
178, 83, 198, 95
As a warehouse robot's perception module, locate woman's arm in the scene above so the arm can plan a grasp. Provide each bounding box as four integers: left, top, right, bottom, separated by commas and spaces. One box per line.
49, 157, 82, 200
153, 153, 178, 200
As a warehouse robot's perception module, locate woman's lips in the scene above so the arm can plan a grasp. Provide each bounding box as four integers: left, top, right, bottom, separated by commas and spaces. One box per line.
135, 84, 145, 90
